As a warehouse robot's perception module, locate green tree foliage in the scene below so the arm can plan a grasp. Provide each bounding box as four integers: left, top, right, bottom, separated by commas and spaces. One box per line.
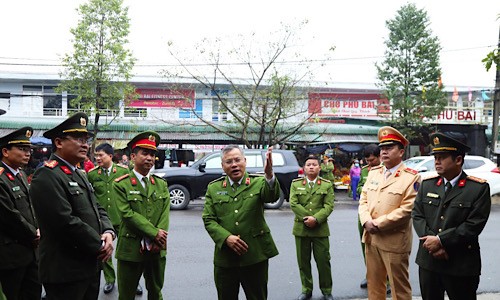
376, 3, 446, 140
58, 0, 136, 138
165, 22, 332, 149
482, 16, 499, 71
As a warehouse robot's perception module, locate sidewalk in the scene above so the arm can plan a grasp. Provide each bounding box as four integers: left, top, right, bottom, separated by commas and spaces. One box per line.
351, 293, 500, 300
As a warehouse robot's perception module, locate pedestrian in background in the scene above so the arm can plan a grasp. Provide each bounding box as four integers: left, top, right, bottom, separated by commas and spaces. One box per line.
87, 143, 143, 295
290, 155, 334, 300
320, 155, 335, 185
0, 127, 41, 300
202, 145, 280, 300
114, 131, 170, 300
412, 133, 490, 299
350, 159, 361, 200
356, 144, 381, 289
358, 126, 420, 300
31, 112, 115, 300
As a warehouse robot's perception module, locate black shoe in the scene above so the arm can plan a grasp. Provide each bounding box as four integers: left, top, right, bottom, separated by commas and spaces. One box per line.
322, 294, 334, 300
386, 284, 391, 295
136, 284, 143, 295
103, 282, 115, 294
297, 292, 312, 300
360, 278, 367, 289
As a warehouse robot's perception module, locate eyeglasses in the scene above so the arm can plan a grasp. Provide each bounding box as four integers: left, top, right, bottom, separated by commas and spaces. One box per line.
13, 145, 33, 153
62, 136, 93, 145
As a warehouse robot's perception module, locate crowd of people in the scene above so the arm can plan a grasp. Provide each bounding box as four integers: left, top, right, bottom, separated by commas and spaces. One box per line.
0, 112, 492, 300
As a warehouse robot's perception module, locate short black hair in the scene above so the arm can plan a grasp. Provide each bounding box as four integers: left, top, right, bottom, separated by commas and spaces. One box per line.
363, 144, 380, 158
304, 154, 320, 165
95, 143, 114, 155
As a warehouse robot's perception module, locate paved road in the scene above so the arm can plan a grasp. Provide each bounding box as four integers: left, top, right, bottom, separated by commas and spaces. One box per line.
97, 191, 500, 299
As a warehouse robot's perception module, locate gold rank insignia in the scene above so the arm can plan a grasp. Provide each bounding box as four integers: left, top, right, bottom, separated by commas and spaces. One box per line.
433, 136, 440, 145
80, 117, 86, 126
25, 129, 32, 138
381, 130, 388, 136
149, 135, 155, 142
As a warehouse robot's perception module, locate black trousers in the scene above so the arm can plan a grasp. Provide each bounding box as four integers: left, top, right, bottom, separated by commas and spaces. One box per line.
419, 267, 479, 300
0, 259, 41, 300
43, 271, 100, 300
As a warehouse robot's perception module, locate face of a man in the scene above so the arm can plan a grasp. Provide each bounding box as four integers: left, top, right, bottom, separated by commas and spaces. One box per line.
221, 148, 246, 182
95, 150, 113, 168
1, 144, 31, 169
304, 159, 320, 180
56, 134, 91, 166
365, 154, 381, 167
379, 144, 404, 169
131, 148, 156, 176
434, 152, 463, 180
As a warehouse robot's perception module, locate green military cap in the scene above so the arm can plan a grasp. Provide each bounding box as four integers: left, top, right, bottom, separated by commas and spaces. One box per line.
0, 127, 33, 148
430, 132, 471, 154
127, 131, 160, 151
43, 112, 94, 139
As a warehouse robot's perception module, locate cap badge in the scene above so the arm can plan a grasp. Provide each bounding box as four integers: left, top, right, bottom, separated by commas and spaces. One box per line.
25, 130, 32, 138
148, 135, 155, 142
381, 130, 388, 136
433, 136, 440, 145
80, 117, 86, 127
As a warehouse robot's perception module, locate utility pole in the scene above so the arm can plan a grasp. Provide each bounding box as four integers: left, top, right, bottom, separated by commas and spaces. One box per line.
491, 25, 500, 164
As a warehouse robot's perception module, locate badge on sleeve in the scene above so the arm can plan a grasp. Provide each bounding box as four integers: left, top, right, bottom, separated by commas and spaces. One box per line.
414, 182, 420, 192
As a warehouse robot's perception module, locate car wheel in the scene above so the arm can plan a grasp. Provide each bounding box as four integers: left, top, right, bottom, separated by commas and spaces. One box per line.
264, 189, 285, 209
169, 184, 191, 210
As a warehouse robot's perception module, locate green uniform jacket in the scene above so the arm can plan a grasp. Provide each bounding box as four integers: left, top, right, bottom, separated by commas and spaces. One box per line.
30, 155, 113, 283
320, 162, 335, 182
290, 177, 334, 237
0, 164, 38, 269
88, 163, 129, 227
202, 173, 280, 268
357, 165, 370, 195
412, 172, 491, 276
114, 173, 170, 262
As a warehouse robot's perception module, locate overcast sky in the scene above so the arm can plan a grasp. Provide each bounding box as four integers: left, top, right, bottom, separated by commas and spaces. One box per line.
0, 0, 498, 90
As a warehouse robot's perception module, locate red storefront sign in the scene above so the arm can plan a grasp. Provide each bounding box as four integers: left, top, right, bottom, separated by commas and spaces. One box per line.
308, 93, 389, 118
129, 89, 195, 108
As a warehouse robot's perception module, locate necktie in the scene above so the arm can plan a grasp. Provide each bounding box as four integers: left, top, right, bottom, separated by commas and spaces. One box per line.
232, 182, 239, 192
445, 182, 452, 197
309, 182, 314, 189
142, 177, 149, 194
385, 170, 392, 180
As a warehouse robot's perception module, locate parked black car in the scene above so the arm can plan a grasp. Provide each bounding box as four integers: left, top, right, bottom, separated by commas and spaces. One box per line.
154, 149, 302, 210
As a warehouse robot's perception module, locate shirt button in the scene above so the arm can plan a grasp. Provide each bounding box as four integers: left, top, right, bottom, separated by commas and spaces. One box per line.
459, 203, 463, 207
438, 228, 442, 233
235, 222, 239, 226
309, 209, 312, 211
310, 202, 313, 204
440, 216, 444, 220
235, 210, 238, 213
234, 198, 238, 201
260, 230, 264, 234
428, 201, 432, 204
107, 190, 110, 193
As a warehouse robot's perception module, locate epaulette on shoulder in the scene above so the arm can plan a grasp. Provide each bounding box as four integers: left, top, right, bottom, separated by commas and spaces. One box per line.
0, 167, 4, 175
292, 177, 303, 182
151, 173, 164, 179
44, 160, 58, 169
404, 167, 418, 175
362, 165, 369, 169
88, 166, 99, 173
371, 165, 383, 170
423, 174, 440, 181
116, 164, 128, 169
114, 174, 130, 182
319, 177, 331, 183
209, 176, 225, 185
467, 175, 487, 184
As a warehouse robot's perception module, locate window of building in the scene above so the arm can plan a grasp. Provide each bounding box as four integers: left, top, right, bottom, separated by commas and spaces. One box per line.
179, 99, 203, 119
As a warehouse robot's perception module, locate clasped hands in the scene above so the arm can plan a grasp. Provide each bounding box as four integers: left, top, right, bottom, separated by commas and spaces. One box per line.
225, 235, 248, 256
420, 235, 448, 260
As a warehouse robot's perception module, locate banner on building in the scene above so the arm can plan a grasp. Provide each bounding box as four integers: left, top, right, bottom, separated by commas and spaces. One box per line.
308, 93, 389, 119
129, 89, 195, 108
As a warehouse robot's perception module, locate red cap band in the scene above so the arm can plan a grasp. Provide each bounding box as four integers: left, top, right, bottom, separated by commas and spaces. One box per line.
131, 138, 157, 150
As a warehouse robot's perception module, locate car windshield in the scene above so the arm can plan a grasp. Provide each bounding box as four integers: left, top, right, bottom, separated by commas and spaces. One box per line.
404, 158, 426, 169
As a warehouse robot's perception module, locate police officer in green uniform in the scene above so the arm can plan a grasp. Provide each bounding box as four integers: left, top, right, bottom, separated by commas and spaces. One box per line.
412, 133, 491, 300
320, 156, 335, 184
290, 155, 334, 300
87, 143, 139, 295
114, 131, 170, 300
30, 112, 115, 300
0, 127, 41, 300
202, 145, 280, 300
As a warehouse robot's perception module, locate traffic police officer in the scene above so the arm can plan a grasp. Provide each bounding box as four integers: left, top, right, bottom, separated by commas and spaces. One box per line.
0, 127, 41, 300
290, 155, 334, 300
202, 145, 280, 300
87, 143, 136, 295
30, 112, 115, 300
114, 131, 170, 300
358, 126, 420, 300
412, 133, 491, 300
